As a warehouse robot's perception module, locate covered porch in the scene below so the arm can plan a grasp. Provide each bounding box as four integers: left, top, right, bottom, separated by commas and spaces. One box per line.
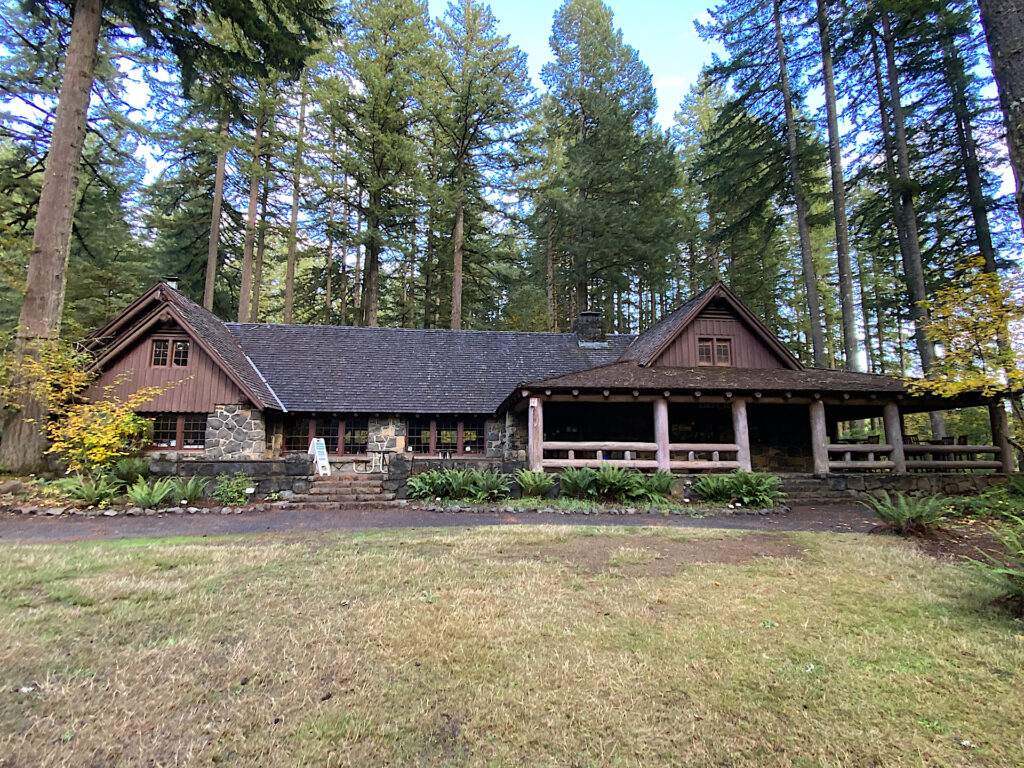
518, 388, 1016, 477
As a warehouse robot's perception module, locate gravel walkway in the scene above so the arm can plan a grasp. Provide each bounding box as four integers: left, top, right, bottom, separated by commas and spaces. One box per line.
0, 503, 876, 543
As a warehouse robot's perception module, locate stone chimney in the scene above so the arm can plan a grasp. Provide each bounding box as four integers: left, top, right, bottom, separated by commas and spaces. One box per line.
573, 310, 606, 343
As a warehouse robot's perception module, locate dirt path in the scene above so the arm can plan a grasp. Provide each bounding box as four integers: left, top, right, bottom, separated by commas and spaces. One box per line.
0, 503, 876, 543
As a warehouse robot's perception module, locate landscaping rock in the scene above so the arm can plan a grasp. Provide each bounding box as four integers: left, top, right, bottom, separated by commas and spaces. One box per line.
0, 480, 24, 495
143, 508, 156, 516
126, 507, 142, 516
41, 506, 65, 516
187, 507, 199, 514
102, 509, 118, 517
220, 507, 232, 515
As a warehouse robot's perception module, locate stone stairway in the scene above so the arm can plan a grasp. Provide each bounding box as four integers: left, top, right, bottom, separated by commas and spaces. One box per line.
280, 472, 399, 508
777, 474, 860, 506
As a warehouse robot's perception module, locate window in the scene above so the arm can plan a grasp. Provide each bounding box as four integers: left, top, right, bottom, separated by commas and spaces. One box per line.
437, 419, 459, 454
152, 339, 169, 367
697, 337, 732, 366
172, 340, 189, 367
407, 418, 432, 454
151, 413, 177, 447
461, 419, 485, 454
284, 418, 311, 452
315, 418, 340, 453
145, 413, 207, 450
343, 417, 368, 454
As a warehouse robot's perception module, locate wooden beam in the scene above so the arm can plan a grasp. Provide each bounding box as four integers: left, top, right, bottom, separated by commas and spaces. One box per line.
654, 397, 670, 472
810, 400, 829, 476
528, 397, 543, 472
990, 400, 1016, 473
543, 459, 661, 469
668, 443, 741, 452
731, 398, 751, 471
828, 460, 896, 470
543, 441, 657, 452
668, 460, 741, 470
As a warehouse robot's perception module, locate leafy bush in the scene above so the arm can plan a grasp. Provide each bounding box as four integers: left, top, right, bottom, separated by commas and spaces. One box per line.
640, 471, 675, 499
593, 464, 642, 501
969, 515, 1024, 611
406, 470, 445, 500
559, 467, 598, 499
53, 473, 121, 507
125, 477, 176, 508
470, 469, 511, 502
691, 474, 733, 503
514, 469, 555, 498
948, 487, 1021, 520
168, 476, 209, 504
1006, 476, 1024, 498
439, 469, 476, 500
212, 472, 256, 505
728, 471, 785, 507
110, 457, 150, 486
861, 492, 948, 536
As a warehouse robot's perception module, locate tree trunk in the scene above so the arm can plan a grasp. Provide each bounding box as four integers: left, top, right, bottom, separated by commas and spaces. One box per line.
816, 0, 859, 371
325, 190, 335, 324
0, 0, 103, 472
362, 193, 381, 327
237, 116, 264, 323
773, 0, 825, 368
976, 0, 1024, 232
283, 76, 307, 324
204, 133, 228, 311
879, 15, 944, 437
450, 196, 464, 330
546, 208, 556, 331
250, 155, 270, 323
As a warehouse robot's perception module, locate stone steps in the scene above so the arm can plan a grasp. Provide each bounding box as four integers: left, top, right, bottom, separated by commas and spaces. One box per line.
287, 471, 397, 507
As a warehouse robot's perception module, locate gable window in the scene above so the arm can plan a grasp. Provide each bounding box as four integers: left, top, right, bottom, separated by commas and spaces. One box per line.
151, 338, 189, 367
698, 337, 732, 366
145, 413, 207, 450
152, 339, 169, 367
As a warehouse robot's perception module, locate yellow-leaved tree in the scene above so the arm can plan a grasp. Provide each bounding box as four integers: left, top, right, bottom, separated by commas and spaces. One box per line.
911, 258, 1023, 450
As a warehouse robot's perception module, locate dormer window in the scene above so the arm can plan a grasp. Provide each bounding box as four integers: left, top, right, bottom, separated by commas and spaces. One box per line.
698, 337, 732, 366
152, 338, 189, 367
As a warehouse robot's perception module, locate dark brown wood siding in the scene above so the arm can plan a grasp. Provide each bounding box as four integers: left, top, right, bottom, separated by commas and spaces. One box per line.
654, 311, 788, 369
88, 332, 247, 412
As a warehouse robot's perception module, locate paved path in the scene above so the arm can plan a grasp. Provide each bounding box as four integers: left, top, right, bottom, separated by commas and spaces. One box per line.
0, 504, 876, 543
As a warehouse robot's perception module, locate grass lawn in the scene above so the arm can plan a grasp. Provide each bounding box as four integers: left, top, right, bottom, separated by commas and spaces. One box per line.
0, 526, 1022, 767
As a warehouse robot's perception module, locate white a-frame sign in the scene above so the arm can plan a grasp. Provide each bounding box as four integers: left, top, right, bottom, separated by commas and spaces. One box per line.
308, 438, 331, 476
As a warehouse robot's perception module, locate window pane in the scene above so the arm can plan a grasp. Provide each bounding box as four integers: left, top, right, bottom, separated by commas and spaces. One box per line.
152, 340, 169, 367
715, 340, 731, 365
697, 339, 713, 364
172, 340, 189, 367
437, 420, 458, 451
183, 414, 207, 449
150, 413, 177, 447
462, 419, 485, 454
343, 417, 368, 454
284, 418, 310, 451
315, 418, 340, 453
407, 418, 431, 453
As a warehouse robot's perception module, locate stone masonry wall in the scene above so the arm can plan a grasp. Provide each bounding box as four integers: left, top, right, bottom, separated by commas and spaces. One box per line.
368, 417, 406, 452
502, 411, 527, 462
204, 405, 266, 460
485, 419, 502, 458
834, 472, 1008, 499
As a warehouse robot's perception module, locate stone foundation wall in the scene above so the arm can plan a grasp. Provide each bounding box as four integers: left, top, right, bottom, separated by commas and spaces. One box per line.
204, 406, 266, 459
148, 454, 314, 495
834, 472, 1009, 498
502, 411, 527, 462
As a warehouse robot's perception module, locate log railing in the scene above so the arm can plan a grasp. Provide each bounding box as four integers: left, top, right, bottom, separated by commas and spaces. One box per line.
540, 441, 741, 471
904, 444, 1003, 471
828, 443, 895, 471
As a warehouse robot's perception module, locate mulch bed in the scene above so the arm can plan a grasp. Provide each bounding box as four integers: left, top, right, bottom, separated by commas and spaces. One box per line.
908, 522, 1009, 564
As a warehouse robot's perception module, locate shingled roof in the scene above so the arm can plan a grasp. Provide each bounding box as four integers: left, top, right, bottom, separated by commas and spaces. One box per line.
227, 323, 633, 414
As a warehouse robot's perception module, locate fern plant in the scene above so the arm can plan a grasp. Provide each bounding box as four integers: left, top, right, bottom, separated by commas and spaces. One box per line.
514, 469, 555, 498
968, 515, 1024, 610
168, 476, 209, 504
861, 492, 948, 536
692, 474, 733, 503
439, 469, 476, 500
109, 457, 150, 486
593, 464, 641, 501
125, 477, 176, 508
406, 470, 445, 500
559, 467, 598, 499
727, 472, 785, 507
53, 474, 121, 507
470, 470, 511, 502
640, 471, 675, 500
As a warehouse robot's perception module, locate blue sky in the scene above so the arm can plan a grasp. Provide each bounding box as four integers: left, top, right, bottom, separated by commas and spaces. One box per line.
426, 0, 718, 127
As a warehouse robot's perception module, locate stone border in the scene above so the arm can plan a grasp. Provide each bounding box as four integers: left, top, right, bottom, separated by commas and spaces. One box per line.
409, 502, 783, 517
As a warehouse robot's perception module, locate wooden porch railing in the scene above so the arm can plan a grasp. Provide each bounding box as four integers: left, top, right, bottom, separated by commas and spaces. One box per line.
904, 444, 1003, 471
828, 443, 895, 471
540, 441, 741, 471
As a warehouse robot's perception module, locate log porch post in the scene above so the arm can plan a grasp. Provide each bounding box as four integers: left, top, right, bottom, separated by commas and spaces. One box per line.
654, 397, 670, 472
731, 398, 751, 472
989, 399, 1015, 474
809, 400, 829, 476
882, 402, 907, 474
528, 397, 544, 472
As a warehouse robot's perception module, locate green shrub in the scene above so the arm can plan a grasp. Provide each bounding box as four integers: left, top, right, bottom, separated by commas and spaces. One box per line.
470, 469, 511, 502
1006, 476, 1024, 498
969, 515, 1024, 611
53, 473, 121, 507
109, 456, 150, 486
212, 472, 256, 505
514, 469, 555, 498
861, 492, 947, 536
592, 464, 641, 501
559, 467, 598, 498
727, 471, 785, 507
640, 471, 675, 500
125, 477, 176, 508
168, 476, 209, 504
948, 487, 1022, 520
691, 474, 733, 503
438, 469, 475, 500
406, 470, 445, 500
